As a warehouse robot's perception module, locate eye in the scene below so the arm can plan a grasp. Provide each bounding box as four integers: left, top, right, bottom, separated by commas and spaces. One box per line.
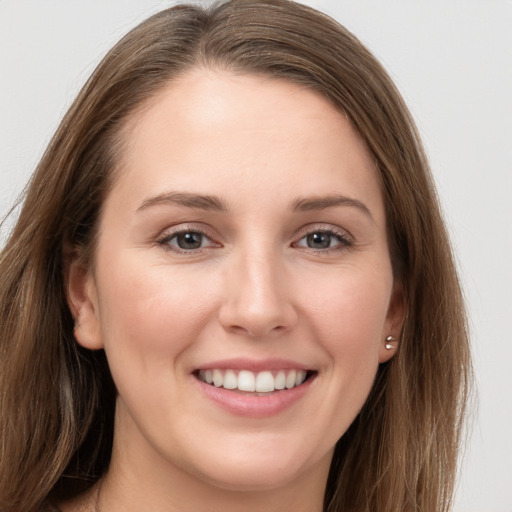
157, 229, 218, 253
294, 229, 351, 251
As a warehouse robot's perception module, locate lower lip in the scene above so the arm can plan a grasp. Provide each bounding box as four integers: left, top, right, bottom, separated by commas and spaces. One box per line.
194, 375, 315, 418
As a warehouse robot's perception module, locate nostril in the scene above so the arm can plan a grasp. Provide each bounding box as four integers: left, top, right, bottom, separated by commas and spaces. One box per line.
223, 322, 288, 338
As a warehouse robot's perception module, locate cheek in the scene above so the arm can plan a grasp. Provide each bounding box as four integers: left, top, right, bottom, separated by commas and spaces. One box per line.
313, 266, 392, 347
308, 268, 392, 410
95, 255, 220, 374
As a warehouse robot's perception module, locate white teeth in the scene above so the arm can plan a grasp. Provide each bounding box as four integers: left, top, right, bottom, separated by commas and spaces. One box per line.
198, 368, 309, 393
223, 370, 237, 390
255, 371, 274, 392
213, 369, 223, 387
285, 370, 297, 389
295, 370, 306, 386
238, 370, 256, 392
274, 370, 286, 390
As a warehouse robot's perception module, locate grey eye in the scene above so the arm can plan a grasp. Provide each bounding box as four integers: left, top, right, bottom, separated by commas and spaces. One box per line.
173, 232, 205, 250
294, 229, 351, 252
306, 232, 332, 249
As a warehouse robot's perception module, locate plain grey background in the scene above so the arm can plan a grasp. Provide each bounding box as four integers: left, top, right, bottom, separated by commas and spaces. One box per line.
1, 1, 511, 510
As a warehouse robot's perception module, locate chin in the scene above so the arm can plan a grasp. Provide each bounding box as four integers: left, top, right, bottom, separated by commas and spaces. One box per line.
180, 438, 331, 493
195, 461, 307, 492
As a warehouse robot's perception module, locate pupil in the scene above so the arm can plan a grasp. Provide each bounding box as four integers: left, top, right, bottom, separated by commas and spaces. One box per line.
307, 232, 330, 249
177, 232, 202, 249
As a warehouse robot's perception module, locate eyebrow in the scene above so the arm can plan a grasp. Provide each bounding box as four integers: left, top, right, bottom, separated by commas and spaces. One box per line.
291, 195, 374, 221
136, 192, 229, 213
136, 191, 373, 221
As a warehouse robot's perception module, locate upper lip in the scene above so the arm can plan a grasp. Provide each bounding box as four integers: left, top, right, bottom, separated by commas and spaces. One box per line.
193, 358, 313, 373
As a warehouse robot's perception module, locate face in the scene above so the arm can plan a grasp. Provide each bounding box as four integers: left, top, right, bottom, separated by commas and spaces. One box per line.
70, 69, 403, 494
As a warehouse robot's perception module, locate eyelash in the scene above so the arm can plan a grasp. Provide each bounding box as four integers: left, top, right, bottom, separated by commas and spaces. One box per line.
156, 227, 217, 255
293, 228, 353, 254
156, 226, 353, 255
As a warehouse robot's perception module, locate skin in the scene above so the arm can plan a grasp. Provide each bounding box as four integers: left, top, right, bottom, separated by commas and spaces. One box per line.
65, 69, 404, 512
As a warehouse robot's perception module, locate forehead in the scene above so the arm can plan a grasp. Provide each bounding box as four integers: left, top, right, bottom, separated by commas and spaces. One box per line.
111, 68, 384, 221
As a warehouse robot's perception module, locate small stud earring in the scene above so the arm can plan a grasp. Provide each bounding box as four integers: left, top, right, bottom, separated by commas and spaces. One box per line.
385, 335, 398, 350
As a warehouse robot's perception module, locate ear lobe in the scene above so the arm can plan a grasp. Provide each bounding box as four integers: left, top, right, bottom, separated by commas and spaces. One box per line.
378, 281, 406, 363
65, 248, 104, 350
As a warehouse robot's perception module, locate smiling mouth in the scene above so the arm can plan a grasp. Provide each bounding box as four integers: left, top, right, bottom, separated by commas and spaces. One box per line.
195, 369, 315, 393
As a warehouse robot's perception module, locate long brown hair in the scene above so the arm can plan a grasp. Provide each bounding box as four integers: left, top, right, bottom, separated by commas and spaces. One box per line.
0, 1, 471, 510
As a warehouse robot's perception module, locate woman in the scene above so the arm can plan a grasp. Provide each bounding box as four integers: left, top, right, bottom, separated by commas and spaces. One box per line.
0, 1, 471, 511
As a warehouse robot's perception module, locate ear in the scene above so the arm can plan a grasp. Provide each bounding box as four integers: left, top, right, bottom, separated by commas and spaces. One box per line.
64, 247, 104, 350
378, 281, 406, 363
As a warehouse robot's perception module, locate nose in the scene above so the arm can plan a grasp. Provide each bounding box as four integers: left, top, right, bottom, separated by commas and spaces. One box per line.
218, 249, 298, 338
